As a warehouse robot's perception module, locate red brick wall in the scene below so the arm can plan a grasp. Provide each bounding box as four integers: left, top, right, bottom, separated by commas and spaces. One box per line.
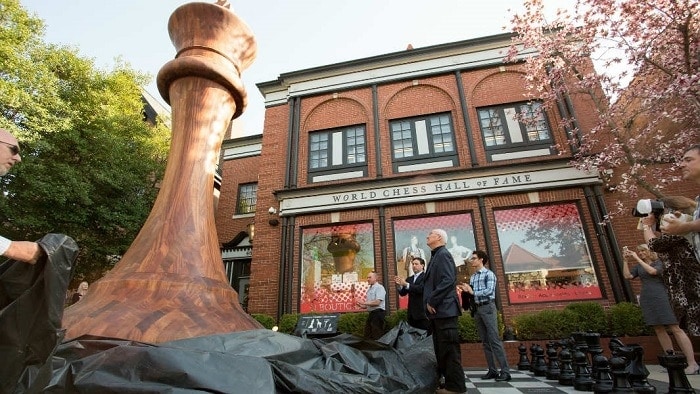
226, 59, 699, 321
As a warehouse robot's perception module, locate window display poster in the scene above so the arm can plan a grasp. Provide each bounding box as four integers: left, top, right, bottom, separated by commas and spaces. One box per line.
494, 203, 602, 304
300, 223, 375, 313
393, 213, 476, 309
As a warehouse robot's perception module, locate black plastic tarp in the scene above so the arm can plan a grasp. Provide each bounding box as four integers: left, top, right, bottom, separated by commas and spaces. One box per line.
0, 234, 78, 394
0, 235, 438, 394
16, 324, 436, 393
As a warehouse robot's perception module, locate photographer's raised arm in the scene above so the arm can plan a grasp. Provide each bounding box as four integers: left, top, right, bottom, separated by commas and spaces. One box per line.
641, 215, 658, 243
660, 216, 700, 235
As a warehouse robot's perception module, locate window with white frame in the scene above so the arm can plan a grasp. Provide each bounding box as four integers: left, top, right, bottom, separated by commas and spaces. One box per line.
308, 125, 367, 182
389, 113, 457, 172
236, 183, 257, 214
477, 101, 554, 161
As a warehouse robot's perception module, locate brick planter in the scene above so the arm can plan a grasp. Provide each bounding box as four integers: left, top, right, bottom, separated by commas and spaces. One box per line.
460, 336, 664, 368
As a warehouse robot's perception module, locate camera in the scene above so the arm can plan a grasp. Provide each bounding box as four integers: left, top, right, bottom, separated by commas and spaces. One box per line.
632, 199, 665, 217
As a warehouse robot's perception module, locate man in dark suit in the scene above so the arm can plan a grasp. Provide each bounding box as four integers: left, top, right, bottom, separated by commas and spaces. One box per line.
423, 229, 466, 394
394, 257, 429, 330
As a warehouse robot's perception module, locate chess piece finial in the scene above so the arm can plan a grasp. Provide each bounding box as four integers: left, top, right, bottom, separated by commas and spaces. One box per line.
215, 0, 231, 9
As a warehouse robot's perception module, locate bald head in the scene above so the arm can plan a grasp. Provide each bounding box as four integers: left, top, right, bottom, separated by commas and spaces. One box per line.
0, 129, 18, 145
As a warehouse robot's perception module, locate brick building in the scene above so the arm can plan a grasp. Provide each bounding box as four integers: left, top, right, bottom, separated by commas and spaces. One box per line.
215, 32, 696, 324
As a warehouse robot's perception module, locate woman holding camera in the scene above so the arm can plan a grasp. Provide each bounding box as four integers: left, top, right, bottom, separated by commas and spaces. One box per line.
641, 196, 700, 374
622, 244, 698, 374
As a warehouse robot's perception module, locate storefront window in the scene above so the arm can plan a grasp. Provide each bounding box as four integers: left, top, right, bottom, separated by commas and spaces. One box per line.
300, 222, 374, 313
393, 213, 476, 308
494, 203, 602, 304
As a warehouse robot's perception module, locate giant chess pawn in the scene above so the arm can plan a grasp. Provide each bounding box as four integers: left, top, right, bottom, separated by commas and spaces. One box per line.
533, 344, 548, 377
558, 344, 575, 386
573, 348, 595, 391
658, 350, 694, 394
593, 354, 613, 394
530, 343, 538, 372
518, 342, 531, 371
545, 341, 561, 380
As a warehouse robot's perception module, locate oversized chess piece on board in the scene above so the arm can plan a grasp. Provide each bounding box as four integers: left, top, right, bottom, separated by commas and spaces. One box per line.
545, 341, 561, 380
62, 1, 262, 343
659, 350, 694, 394
518, 343, 532, 371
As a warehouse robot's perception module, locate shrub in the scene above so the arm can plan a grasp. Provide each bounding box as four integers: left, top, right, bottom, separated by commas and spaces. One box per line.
278, 313, 300, 334
564, 301, 608, 334
458, 314, 480, 342
251, 313, 276, 329
513, 309, 579, 340
386, 308, 408, 329
338, 312, 369, 337
608, 302, 651, 337
457, 312, 505, 342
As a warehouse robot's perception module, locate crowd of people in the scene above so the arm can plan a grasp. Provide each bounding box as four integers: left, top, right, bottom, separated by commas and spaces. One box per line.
361, 145, 700, 389
619, 144, 700, 376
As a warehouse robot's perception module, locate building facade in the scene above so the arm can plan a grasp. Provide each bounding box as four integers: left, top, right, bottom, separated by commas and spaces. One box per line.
216, 32, 694, 324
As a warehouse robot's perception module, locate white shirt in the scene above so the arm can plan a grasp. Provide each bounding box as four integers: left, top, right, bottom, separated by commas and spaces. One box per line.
0, 235, 11, 255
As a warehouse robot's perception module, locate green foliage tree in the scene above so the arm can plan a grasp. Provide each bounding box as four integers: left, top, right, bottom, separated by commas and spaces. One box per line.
0, 0, 170, 281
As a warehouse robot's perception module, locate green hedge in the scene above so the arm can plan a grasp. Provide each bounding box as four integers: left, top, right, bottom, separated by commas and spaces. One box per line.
512, 301, 652, 340
608, 302, 652, 337
251, 313, 276, 329
255, 301, 652, 341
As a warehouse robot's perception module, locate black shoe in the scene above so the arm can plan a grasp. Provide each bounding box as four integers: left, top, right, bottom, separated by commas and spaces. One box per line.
495, 371, 511, 381
480, 370, 499, 379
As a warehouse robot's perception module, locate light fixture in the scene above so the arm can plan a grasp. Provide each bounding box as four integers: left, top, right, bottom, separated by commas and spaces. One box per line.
268, 206, 279, 226
246, 222, 255, 243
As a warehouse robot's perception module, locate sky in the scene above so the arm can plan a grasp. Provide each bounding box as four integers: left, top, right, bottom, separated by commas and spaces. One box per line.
19, 0, 571, 137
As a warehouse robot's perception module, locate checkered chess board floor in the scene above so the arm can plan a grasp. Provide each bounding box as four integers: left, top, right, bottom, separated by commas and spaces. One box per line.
462, 368, 699, 394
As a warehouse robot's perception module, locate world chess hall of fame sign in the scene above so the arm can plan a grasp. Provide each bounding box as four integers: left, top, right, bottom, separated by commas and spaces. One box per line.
300, 222, 375, 313
393, 213, 477, 309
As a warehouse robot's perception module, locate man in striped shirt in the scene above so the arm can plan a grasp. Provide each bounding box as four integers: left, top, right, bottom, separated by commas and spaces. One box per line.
459, 250, 510, 382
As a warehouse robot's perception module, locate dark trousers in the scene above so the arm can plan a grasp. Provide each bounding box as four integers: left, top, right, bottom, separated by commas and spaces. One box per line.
365, 309, 386, 340
408, 315, 430, 331
474, 302, 509, 372
430, 316, 466, 393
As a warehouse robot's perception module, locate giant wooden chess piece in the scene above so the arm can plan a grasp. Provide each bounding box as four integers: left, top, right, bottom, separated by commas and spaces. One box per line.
62, 1, 261, 343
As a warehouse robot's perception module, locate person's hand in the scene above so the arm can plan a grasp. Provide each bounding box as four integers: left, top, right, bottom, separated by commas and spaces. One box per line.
459, 283, 473, 294
641, 215, 656, 228
622, 247, 636, 259
426, 303, 436, 314
659, 214, 685, 234
394, 276, 407, 286
356, 300, 365, 308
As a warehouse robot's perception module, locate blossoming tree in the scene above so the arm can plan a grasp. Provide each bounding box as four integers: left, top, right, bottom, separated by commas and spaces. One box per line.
506, 0, 699, 215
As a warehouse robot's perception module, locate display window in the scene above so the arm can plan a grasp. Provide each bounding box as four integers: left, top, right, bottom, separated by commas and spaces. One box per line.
494, 203, 602, 304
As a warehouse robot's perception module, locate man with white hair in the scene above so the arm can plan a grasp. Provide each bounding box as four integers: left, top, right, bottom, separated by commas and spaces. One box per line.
0, 128, 43, 264
423, 229, 465, 394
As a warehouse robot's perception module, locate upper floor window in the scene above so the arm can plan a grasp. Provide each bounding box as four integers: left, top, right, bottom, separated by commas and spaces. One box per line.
389, 113, 457, 173
308, 125, 367, 183
477, 101, 554, 162
236, 183, 257, 214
